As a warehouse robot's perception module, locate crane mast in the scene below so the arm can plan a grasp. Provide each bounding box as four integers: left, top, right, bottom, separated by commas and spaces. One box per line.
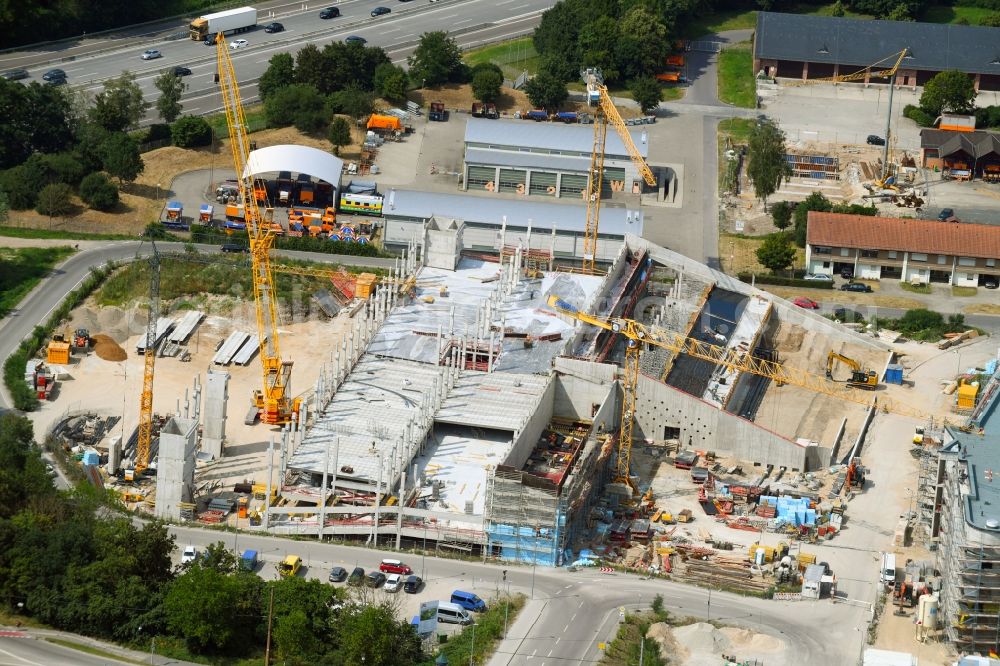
215, 36, 299, 425
582, 68, 657, 274
134, 241, 160, 477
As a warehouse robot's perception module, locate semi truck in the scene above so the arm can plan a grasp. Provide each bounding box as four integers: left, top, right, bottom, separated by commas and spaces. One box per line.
189, 7, 257, 42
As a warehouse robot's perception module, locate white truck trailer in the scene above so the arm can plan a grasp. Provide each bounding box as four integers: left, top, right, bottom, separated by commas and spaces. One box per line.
189, 7, 257, 42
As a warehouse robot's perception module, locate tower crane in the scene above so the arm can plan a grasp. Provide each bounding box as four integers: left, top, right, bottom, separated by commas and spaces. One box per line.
133, 240, 160, 479
581, 68, 658, 274
215, 35, 300, 424
547, 295, 944, 487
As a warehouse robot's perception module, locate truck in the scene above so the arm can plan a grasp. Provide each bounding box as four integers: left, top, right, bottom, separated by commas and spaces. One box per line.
189, 7, 257, 42
555, 111, 578, 124
656, 71, 687, 84
525, 110, 549, 121
429, 101, 447, 121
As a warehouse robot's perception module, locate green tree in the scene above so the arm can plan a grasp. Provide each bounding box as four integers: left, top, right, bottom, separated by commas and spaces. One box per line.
756, 232, 797, 273
329, 85, 375, 121
153, 70, 186, 124
79, 172, 119, 211
793, 191, 832, 247
770, 200, 793, 229
270, 576, 340, 663
746, 119, 790, 208
89, 72, 149, 132
830, 0, 846, 15
885, 3, 915, 20
328, 117, 352, 155
919, 70, 977, 116
198, 541, 240, 573
532, 2, 582, 74
0, 191, 8, 224
0, 165, 39, 209
163, 567, 263, 652
981, 13, 1000, 26
35, 183, 74, 218
373, 63, 409, 104
898, 308, 944, 333
578, 16, 621, 82
263, 83, 327, 130
523, 71, 569, 111
408, 31, 464, 86
40, 152, 86, 186
471, 66, 504, 103
260, 52, 295, 101
338, 602, 422, 666
617, 6, 670, 79
629, 76, 662, 114
171, 116, 213, 148
99, 133, 144, 185
0, 414, 55, 518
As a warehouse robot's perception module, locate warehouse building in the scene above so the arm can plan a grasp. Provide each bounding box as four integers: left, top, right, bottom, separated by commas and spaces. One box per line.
919, 128, 1000, 181
462, 118, 676, 202
753, 12, 1000, 91
381, 188, 644, 264
805, 212, 1000, 287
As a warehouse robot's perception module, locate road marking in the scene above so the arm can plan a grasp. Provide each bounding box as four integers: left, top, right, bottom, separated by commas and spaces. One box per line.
0, 644, 45, 666
563, 622, 570, 632
497, 0, 518, 4
454, 19, 473, 26
382, 27, 401, 33
510, 3, 532, 9
578, 601, 585, 608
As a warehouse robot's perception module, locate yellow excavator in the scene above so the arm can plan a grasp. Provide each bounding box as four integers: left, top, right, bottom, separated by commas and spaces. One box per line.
825, 352, 879, 390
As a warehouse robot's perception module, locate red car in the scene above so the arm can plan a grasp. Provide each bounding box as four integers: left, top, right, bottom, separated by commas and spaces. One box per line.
793, 297, 820, 309
378, 559, 412, 575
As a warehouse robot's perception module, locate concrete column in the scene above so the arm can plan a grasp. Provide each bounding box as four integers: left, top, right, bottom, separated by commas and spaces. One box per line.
265, 436, 275, 531
437, 324, 443, 361
801, 61, 808, 81
449, 306, 456, 336
555, 172, 562, 198
396, 469, 406, 550
488, 329, 495, 373
373, 451, 385, 546
499, 215, 507, 251
318, 437, 331, 540
526, 218, 532, 252
550, 223, 557, 269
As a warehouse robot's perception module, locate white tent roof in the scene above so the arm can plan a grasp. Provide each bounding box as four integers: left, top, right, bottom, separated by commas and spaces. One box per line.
242, 145, 344, 186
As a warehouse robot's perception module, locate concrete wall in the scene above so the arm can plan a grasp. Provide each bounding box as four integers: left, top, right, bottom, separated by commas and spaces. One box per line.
504, 376, 557, 471
155, 417, 198, 520
633, 374, 827, 471
553, 357, 618, 424
202, 370, 229, 458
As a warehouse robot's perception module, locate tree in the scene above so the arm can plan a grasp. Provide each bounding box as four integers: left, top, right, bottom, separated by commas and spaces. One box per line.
89, 72, 148, 132
920, 70, 977, 116
263, 84, 327, 130
981, 12, 1000, 26
770, 200, 793, 229
629, 76, 662, 114
338, 602, 422, 666
0, 191, 8, 225
35, 183, 74, 218
408, 31, 463, 86
898, 308, 944, 334
79, 172, 119, 211
471, 66, 504, 103
830, 1, 846, 15
885, 3, 915, 21
373, 63, 408, 104
746, 119, 790, 208
617, 6, 670, 80
260, 52, 295, 101
164, 567, 263, 652
523, 71, 569, 111
532, 2, 581, 74
328, 117, 352, 155
329, 85, 375, 121
793, 191, 832, 247
99, 133, 144, 185
153, 71, 186, 124
578, 16, 621, 83
171, 116, 213, 148
756, 232, 797, 273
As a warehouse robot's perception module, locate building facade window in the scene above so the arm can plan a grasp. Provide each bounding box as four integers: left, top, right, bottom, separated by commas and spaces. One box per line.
861, 249, 879, 258
840, 248, 850, 257
911, 253, 927, 261
987, 259, 996, 268
958, 257, 976, 267
814, 246, 832, 255
888, 251, 897, 259
937, 255, 948, 265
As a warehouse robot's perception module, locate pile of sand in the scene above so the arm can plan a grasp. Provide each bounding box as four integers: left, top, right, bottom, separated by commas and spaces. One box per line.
673, 623, 732, 653
91, 334, 127, 362
719, 627, 784, 653
646, 622, 688, 662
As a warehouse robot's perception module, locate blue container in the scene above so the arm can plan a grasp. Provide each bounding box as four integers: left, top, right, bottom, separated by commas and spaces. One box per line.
885, 364, 904, 385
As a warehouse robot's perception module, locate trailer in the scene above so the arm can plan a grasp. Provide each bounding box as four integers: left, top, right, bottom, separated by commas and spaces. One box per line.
199, 204, 214, 223
189, 6, 257, 42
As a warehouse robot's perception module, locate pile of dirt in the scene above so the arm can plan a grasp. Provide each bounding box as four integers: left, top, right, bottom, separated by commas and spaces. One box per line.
91, 334, 127, 362
673, 623, 732, 654
646, 622, 688, 663
719, 627, 784, 653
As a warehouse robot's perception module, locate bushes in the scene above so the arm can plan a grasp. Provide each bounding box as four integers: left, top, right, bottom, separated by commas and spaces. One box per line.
264, 83, 328, 130
79, 172, 119, 211
35, 183, 74, 217
903, 104, 935, 127
171, 116, 213, 148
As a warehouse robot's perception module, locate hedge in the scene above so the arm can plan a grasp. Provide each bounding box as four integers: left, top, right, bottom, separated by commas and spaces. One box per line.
737, 272, 835, 289
190, 226, 385, 258
3, 263, 118, 411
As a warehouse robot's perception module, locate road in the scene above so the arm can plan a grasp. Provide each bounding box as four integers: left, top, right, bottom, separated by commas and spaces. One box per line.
0, 628, 202, 666
1, 0, 554, 122
0, 241, 396, 410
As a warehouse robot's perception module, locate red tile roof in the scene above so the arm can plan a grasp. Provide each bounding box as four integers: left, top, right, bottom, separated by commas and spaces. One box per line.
807, 212, 1000, 260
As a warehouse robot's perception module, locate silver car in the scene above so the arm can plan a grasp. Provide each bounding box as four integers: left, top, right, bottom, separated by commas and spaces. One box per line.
142, 49, 162, 60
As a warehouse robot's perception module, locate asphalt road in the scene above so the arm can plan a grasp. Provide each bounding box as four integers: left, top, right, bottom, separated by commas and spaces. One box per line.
1, 0, 554, 122
0, 241, 396, 410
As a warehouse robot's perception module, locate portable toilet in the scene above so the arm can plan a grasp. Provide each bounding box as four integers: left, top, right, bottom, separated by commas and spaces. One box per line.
884, 363, 904, 385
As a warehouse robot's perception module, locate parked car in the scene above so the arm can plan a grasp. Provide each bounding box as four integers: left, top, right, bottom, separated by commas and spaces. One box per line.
204, 33, 217, 45
319, 6, 341, 18
450, 590, 487, 612
171, 66, 192, 76
328, 566, 348, 582
220, 242, 247, 253
984, 276, 999, 289
181, 546, 198, 564
403, 575, 423, 593
42, 68, 66, 82
2, 68, 29, 80
840, 282, 873, 293
263, 22, 284, 33
833, 307, 865, 322
347, 566, 365, 586
379, 559, 413, 575
792, 297, 820, 309
229, 39, 249, 50
839, 267, 854, 279
866, 135, 886, 146
803, 273, 833, 281
345, 36, 367, 44
141, 49, 162, 60
365, 571, 386, 588
384, 573, 403, 592
371, 6, 391, 15
938, 208, 956, 222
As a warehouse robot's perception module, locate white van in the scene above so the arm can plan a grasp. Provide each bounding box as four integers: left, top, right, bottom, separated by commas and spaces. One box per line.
436, 602, 473, 625
880, 553, 897, 586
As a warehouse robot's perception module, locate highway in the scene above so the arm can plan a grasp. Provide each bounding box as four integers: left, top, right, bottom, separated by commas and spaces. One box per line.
0, 0, 554, 121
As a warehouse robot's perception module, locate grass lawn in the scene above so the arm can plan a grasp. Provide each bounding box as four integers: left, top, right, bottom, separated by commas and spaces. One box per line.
952, 286, 978, 297
463, 37, 540, 79
719, 233, 806, 275
681, 2, 873, 38
0, 246, 76, 318
921, 4, 998, 24
717, 44, 755, 108
0, 225, 137, 241
901, 281, 933, 294
421, 594, 526, 666
206, 104, 267, 140
45, 639, 148, 666
718, 118, 755, 192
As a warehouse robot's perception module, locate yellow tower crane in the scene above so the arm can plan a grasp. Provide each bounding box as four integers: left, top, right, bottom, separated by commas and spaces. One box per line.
581, 68, 658, 274
215, 36, 300, 425
547, 295, 943, 487
132, 241, 160, 479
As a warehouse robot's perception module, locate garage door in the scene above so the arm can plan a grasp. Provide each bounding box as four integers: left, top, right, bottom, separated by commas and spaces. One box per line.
602, 167, 626, 192
467, 166, 495, 191
559, 174, 587, 198
498, 168, 526, 194
529, 171, 557, 196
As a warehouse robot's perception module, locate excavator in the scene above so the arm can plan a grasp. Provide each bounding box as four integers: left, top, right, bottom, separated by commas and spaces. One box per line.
825, 352, 879, 390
